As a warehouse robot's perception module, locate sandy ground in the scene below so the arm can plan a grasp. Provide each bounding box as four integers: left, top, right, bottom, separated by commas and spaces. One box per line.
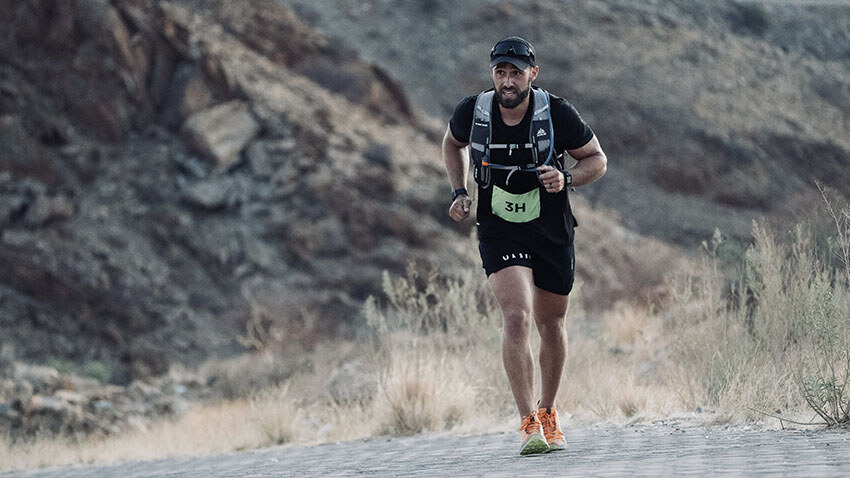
3, 421, 849, 477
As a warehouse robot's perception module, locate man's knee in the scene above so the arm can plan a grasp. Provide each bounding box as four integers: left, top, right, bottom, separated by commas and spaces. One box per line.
502, 306, 532, 337
535, 311, 567, 331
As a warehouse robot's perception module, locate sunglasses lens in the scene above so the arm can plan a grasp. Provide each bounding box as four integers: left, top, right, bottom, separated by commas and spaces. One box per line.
491, 40, 534, 60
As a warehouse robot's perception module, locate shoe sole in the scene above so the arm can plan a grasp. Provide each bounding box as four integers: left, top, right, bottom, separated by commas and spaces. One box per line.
520, 433, 550, 455
547, 443, 565, 452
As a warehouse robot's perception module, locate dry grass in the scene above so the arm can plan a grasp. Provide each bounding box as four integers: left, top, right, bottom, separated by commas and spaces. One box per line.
663, 191, 850, 426
560, 304, 679, 423
0, 397, 294, 471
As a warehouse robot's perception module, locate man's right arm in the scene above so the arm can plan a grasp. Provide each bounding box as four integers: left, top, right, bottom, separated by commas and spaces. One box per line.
442, 125, 472, 222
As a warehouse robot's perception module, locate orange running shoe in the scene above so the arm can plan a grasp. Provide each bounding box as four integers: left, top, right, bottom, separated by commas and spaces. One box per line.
519, 410, 549, 455
538, 406, 565, 451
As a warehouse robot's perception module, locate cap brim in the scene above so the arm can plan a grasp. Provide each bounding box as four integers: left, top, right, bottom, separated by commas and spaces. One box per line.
490, 56, 532, 70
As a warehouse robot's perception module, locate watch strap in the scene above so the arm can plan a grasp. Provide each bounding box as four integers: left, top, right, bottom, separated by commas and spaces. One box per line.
451, 188, 468, 201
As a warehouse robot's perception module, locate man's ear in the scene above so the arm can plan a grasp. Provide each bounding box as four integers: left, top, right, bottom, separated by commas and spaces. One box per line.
530, 66, 539, 82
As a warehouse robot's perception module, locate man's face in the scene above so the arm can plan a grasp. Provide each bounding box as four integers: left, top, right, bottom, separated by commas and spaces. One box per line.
491, 62, 538, 109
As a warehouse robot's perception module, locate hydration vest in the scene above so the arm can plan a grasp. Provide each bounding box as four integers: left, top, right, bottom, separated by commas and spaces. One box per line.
469, 86, 557, 189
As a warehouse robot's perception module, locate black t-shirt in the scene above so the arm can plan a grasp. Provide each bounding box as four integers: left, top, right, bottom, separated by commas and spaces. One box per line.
449, 89, 594, 246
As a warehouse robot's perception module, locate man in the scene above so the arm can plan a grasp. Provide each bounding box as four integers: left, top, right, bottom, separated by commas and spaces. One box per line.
442, 36, 607, 455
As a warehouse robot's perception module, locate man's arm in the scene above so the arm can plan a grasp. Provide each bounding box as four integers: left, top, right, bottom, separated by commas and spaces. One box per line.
537, 134, 607, 192
566, 134, 607, 187
442, 125, 473, 222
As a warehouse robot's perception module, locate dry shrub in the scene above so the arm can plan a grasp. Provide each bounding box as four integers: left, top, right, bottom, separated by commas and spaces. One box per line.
603, 303, 657, 353
248, 385, 300, 446
561, 317, 678, 423
374, 345, 473, 435
364, 265, 511, 435
664, 188, 850, 425
201, 354, 296, 400
237, 287, 324, 355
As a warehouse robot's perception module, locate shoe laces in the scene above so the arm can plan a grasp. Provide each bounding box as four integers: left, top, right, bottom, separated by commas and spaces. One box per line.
520, 411, 541, 435
539, 408, 563, 438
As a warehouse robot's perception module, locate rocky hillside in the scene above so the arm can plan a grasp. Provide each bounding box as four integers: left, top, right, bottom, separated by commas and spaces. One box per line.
0, 0, 465, 382
282, 0, 850, 245
0, 0, 678, 398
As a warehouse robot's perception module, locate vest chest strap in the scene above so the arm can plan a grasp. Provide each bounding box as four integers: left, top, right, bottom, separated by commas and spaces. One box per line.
488, 143, 534, 150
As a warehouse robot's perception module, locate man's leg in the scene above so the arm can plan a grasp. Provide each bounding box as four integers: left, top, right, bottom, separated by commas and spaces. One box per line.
533, 287, 569, 409
489, 265, 549, 454
533, 287, 569, 451
487, 265, 536, 417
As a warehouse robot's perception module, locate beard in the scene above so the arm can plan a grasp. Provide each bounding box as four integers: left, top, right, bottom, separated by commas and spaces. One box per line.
494, 82, 531, 109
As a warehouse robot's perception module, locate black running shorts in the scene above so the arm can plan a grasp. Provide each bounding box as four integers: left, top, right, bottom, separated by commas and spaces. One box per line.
478, 234, 575, 296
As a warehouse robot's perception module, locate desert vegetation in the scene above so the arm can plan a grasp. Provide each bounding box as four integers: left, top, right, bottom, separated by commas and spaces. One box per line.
3, 192, 848, 471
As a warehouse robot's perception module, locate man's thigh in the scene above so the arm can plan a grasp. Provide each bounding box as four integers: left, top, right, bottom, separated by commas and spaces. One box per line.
488, 265, 535, 315
533, 286, 569, 323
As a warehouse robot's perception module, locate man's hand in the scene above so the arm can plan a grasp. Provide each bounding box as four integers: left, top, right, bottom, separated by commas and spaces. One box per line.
449, 195, 472, 222
537, 165, 564, 193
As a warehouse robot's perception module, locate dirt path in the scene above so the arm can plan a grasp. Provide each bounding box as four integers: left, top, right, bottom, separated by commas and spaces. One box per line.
3, 422, 849, 477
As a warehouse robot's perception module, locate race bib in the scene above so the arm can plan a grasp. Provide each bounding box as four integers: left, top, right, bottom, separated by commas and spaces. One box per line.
491, 185, 540, 223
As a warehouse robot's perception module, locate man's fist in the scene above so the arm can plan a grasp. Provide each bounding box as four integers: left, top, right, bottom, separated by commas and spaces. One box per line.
537, 165, 564, 193
449, 195, 471, 222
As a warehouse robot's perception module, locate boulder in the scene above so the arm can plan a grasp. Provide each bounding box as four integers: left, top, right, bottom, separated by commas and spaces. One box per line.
160, 63, 213, 128
182, 101, 259, 169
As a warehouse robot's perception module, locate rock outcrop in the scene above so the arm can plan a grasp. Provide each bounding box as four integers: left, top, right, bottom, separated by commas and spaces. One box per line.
0, 361, 187, 438
181, 100, 259, 168
0, 0, 467, 400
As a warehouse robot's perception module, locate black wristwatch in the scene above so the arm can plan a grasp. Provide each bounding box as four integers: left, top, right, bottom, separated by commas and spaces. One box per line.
451, 188, 468, 201
563, 170, 572, 186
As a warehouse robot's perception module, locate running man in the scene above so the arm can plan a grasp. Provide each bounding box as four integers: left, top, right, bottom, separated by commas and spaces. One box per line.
442, 36, 607, 455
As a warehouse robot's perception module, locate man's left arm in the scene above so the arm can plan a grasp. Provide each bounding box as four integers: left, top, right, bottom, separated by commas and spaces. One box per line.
565, 135, 606, 187
538, 135, 607, 191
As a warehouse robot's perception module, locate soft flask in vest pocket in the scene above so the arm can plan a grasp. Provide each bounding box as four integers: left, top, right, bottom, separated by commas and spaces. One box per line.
474, 154, 493, 189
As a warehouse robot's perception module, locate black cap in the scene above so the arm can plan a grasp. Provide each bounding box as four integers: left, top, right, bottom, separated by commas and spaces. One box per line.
490, 36, 536, 70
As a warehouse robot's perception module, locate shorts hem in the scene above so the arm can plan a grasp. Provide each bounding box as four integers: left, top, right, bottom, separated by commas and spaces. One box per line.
483, 262, 532, 277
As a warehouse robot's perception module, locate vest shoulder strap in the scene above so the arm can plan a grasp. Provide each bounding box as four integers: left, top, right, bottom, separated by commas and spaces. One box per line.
530, 88, 552, 155
469, 90, 494, 154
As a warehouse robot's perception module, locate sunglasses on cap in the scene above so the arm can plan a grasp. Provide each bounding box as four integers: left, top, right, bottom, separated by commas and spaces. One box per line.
490, 39, 535, 62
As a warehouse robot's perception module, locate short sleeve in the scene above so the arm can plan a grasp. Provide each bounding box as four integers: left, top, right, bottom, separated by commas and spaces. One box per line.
550, 95, 594, 152
448, 95, 477, 144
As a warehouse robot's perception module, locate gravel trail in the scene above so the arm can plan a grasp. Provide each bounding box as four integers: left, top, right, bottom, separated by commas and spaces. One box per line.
3, 422, 849, 477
